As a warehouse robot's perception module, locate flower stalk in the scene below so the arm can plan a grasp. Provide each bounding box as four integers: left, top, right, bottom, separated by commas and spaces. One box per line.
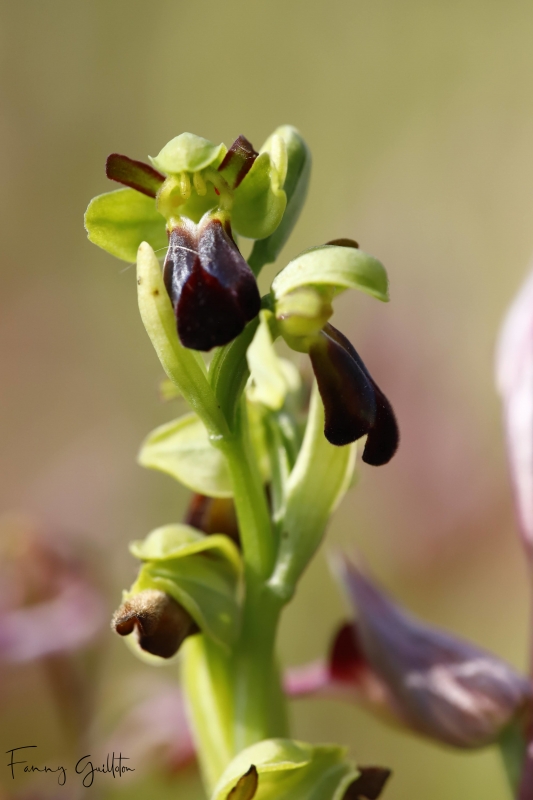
86, 125, 401, 800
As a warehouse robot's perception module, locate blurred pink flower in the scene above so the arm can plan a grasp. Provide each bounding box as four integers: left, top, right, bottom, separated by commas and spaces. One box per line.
287, 560, 531, 749
496, 264, 533, 556
105, 683, 195, 777
0, 517, 106, 663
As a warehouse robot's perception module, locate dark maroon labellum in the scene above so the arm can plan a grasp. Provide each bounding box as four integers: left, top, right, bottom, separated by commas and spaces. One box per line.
218, 135, 258, 189
185, 494, 240, 545
106, 153, 165, 198
163, 217, 261, 351
309, 323, 399, 465
344, 768, 391, 799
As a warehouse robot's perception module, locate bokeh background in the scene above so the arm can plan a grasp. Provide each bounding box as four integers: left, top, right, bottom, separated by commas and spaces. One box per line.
1, 0, 533, 797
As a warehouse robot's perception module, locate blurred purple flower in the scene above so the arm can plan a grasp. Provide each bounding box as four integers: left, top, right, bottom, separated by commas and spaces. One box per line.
496, 264, 533, 556
0, 517, 106, 663
287, 560, 531, 749
105, 682, 195, 777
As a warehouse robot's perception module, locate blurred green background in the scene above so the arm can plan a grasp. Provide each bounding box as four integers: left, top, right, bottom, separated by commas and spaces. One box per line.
1, 0, 533, 797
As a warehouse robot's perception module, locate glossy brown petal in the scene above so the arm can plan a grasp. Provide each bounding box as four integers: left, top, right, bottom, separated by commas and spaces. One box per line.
322, 324, 399, 465
309, 327, 376, 447
218, 135, 258, 189
344, 767, 391, 799
112, 589, 198, 659
341, 559, 532, 748
106, 153, 165, 198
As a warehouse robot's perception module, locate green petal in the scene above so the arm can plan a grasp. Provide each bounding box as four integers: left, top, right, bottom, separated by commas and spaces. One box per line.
269, 383, 356, 600
138, 412, 233, 498
84, 188, 167, 262
271, 245, 389, 303
212, 739, 359, 800
130, 523, 242, 575
129, 527, 242, 649
249, 126, 312, 275
232, 153, 287, 240
150, 132, 227, 174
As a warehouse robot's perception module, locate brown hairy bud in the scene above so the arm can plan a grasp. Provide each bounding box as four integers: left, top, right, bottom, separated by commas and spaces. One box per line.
112, 590, 198, 659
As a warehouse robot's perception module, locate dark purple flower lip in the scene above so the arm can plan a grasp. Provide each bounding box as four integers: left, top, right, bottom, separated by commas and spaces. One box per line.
163, 214, 261, 351
309, 323, 399, 465
344, 767, 391, 799
106, 153, 165, 198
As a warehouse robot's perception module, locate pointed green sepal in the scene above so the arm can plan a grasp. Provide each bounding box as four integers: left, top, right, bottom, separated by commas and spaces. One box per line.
84, 188, 167, 262
128, 524, 242, 650
150, 133, 227, 175
269, 383, 356, 600
212, 739, 360, 800
249, 126, 312, 274
272, 245, 389, 303
232, 153, 287, 240
138, 412, 233, 498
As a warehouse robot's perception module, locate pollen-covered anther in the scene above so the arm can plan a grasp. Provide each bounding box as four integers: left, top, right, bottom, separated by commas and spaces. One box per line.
111, 589, 198, 659
193, 171, 207, 196
179, 171, 191, 199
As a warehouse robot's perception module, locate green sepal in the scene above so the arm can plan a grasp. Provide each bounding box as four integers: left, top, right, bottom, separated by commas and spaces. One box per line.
249, 126, 312, 275
130, 523, 242, 574
271, 245, 389, 303
128, 524, 242, 649
84, 188, 167, 262
138, 412, 233, 498
212, 739, 360, 800
150, 133, 227, 174
136, 242, 229, 438
269, 383, 356, 600
232, 153, 287, 240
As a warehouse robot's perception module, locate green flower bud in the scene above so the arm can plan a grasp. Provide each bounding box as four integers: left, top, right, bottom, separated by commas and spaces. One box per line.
212, 738, 389, 800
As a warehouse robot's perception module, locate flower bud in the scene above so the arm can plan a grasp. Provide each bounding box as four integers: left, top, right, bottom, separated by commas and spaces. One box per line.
112, 589, 198, 659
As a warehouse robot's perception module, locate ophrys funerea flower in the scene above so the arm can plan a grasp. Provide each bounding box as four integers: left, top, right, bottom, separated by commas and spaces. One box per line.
85, 132, 287, 350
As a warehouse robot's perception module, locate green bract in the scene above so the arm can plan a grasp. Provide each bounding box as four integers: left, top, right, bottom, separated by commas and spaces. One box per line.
212, 739, 359, 800
84, 188, 167, 263
269, 384, 356, 599
138, 412, 233, 498
271, 244, 389, 303
149, 132, 227, 174
127, 524, 242, 650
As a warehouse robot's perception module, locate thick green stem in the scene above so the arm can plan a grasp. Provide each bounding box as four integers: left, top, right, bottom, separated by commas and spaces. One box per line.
218, 398, 289, 753
233, 582, 288, 752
